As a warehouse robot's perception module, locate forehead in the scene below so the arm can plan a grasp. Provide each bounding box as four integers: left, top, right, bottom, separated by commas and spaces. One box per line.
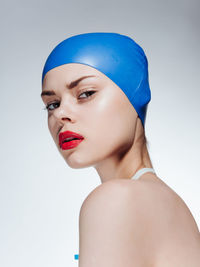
42, 63, 106, 89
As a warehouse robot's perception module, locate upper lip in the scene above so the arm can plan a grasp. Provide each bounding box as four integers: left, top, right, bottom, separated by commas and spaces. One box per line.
59, 130, 84, 147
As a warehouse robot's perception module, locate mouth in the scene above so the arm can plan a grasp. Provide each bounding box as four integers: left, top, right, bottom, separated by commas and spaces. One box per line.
62, 137, 80, 143
59, 130, 84, 149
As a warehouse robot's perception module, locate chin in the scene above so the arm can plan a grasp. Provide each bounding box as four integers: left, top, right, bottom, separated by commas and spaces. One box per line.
62, 154, 95, 169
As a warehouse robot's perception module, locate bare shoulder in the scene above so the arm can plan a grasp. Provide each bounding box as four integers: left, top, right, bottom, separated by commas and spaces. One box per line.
81, 176, 199, 235
79, 176, 200, 266
79, 178, 159, 266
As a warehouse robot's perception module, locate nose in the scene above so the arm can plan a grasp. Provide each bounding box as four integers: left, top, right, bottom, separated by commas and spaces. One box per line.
53, 98, 75, 123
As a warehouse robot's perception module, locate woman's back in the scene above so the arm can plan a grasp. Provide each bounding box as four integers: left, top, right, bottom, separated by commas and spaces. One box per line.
79, 170, 200, 266
132, 171, 200, 266
152, 182, 200, 266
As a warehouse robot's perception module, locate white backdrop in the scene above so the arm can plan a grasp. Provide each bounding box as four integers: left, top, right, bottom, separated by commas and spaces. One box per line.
1, 0, 199, 266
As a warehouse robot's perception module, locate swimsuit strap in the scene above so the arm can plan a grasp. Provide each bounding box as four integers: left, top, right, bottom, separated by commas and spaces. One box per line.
131, 167, 155, 180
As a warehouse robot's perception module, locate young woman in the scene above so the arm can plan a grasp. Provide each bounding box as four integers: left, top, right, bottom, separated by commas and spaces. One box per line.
41, 32, 200, 266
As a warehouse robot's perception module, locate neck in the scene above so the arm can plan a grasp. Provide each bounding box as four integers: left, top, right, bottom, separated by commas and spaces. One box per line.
94, 137, 153, 184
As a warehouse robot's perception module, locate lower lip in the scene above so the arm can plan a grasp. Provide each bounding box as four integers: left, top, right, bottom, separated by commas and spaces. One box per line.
60, 139, 84, 150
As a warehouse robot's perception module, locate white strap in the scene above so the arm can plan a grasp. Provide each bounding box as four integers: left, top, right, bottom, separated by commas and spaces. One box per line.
131, 168, 155, 180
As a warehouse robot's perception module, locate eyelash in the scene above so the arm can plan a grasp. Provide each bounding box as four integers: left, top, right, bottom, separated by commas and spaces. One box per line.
43, 90, 96, 111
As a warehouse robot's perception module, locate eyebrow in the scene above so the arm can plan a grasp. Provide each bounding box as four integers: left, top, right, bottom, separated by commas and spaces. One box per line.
41, 75, 96, 97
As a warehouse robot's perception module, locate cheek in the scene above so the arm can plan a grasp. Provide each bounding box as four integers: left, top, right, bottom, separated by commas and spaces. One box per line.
83, 91, 134, 146
85, 92, 119, 127
47, 116, 57, 140
47, 117, 51, 133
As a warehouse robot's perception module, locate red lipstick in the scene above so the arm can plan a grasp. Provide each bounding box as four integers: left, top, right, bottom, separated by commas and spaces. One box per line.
59, 130, 84, 150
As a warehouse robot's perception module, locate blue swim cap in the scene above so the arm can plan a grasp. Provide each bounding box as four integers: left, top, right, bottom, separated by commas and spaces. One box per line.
42, 32, 151, 127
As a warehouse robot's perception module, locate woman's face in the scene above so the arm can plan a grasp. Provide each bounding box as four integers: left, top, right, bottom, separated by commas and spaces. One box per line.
41, 63, 138, 169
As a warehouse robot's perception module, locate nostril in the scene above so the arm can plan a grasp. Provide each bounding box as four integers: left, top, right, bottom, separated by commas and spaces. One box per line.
61, 117, 71, 121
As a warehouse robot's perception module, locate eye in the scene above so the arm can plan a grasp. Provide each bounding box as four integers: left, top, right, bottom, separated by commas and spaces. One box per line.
44, 102, 60, 111
78, 90, 96, 100
43, 90, 96, 111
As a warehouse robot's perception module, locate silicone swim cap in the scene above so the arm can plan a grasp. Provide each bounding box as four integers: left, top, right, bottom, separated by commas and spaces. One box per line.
42, 32, 151, 127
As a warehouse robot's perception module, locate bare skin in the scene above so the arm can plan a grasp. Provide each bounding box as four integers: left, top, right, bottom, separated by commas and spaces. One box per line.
41, 63, 200, 266
79, 174, 200, 266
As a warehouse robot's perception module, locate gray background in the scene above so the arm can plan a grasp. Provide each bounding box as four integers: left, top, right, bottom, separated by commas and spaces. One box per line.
1, 0, 199, 266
